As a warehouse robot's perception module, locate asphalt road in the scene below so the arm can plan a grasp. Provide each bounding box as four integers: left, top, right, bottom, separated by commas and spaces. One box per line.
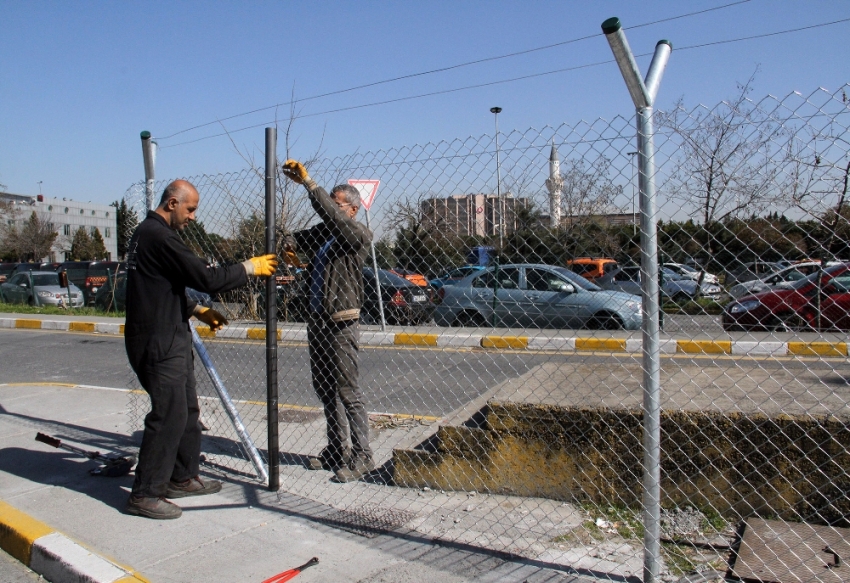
0, 548, 42, 582
1, 327, 844, 420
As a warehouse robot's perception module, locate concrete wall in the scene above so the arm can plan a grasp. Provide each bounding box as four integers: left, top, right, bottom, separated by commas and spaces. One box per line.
394, 402, 850, 525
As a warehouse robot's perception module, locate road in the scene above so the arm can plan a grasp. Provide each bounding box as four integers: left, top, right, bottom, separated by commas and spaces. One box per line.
1, 327, 845, 419
0, 548, 42, 582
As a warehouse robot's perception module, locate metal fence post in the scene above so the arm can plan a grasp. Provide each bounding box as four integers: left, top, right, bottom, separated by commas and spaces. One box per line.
602, 17, 671, 583
140, 131, 156, 211
265, 127, 280, 491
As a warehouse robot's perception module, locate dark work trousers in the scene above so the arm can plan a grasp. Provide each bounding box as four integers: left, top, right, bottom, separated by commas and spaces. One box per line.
307, 317, 373, 462
125, 324, 200, 498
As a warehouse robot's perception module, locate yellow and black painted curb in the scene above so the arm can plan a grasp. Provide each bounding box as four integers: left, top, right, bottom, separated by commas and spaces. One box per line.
0, 500, 148, 583
1, 316, 847, 357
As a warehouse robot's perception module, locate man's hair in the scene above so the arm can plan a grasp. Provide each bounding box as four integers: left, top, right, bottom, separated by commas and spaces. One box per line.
158, 182, 186, 207
331, 184, 360, 207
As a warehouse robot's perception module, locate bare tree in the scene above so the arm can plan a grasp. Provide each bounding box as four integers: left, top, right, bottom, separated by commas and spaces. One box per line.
1, 210, 58, 262
657, 71, 784, 225
559, 156, 621, 220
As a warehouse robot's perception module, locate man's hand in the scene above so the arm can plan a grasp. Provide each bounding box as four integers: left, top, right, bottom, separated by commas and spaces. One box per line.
243, 254, 278, 277
194, 306, 228, 331
282, 160, 315, 189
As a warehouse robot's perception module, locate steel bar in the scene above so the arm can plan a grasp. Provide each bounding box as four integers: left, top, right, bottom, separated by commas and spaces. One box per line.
191, 324, 269, 483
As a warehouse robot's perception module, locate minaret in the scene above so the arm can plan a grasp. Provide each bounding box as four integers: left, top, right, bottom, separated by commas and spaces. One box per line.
545, 140, 563, 228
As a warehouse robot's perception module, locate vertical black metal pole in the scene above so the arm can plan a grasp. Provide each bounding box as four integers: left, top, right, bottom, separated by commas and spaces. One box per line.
265, 127, 280, 490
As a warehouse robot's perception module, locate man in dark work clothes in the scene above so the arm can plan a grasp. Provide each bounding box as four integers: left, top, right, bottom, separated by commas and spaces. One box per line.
124, 179, 277, 519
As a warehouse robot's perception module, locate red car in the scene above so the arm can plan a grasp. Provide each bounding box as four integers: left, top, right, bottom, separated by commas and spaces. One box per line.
723, 263, 850, 331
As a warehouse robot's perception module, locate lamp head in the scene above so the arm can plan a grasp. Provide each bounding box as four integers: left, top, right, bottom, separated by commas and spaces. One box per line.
490, 107, 502, 114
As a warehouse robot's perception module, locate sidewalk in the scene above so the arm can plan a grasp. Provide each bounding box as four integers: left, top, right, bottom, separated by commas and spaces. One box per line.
0, 382, 605, 583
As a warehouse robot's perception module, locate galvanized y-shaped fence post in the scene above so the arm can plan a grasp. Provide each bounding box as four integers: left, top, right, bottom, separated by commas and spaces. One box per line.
602, 17, 672, 583
140, 131, 156, 211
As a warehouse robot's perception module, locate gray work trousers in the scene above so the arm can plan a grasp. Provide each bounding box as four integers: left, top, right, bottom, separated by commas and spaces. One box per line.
307, 317, 372, 461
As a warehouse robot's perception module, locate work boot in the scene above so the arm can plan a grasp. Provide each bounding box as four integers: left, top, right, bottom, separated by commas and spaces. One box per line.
165, 476, 222, 499
125, 495, 182, 520
334, 455, 375, 483
307, 446, 351, 471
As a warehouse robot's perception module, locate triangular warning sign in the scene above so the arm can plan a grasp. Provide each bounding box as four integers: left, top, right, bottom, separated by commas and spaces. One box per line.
347, 179, 380, 211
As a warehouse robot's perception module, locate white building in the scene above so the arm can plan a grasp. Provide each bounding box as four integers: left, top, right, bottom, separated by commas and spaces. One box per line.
0, 192, 118, 261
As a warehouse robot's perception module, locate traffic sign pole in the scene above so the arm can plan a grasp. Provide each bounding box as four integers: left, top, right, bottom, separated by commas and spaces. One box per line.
348, 180, 385, 330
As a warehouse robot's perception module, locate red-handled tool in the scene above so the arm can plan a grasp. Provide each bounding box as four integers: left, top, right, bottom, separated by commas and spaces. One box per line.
261, 557, 319, 583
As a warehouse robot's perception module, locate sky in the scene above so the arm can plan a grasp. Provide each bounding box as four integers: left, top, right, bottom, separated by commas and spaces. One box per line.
1, 0, 849, 207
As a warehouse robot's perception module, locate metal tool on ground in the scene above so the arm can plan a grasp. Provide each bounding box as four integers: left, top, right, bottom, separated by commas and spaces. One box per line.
35, 432, 136, 477
261, 557, 319, 583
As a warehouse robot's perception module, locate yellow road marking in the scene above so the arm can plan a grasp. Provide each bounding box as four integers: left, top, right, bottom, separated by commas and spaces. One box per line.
787, 341, 847, 357
394, 333, 438, 346
677, 340, 732, 354
575, 338, 628, 352
482, 336, 528, 349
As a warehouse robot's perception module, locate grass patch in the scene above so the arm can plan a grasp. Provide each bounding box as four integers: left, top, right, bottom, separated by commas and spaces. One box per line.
0, 301, 124, 319
663, 297, 725, 316
661, 542, 728, 577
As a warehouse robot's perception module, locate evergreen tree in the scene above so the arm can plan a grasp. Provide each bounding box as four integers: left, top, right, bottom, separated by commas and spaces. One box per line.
70, 226, 94, 260
112, 200, 139, 260
90, 227, 108, 260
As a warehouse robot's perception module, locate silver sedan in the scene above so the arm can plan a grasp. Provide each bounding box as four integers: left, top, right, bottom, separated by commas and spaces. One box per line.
433, 263, 642, 330
0, 271, 84, 308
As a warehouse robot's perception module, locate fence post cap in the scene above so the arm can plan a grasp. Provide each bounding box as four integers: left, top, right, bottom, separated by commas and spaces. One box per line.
601, 17, 621, 34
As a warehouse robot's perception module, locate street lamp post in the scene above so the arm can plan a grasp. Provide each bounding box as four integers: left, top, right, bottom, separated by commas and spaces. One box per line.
490, 107, 503, 250
627, 151, 637, 236
37, 181, 43, 195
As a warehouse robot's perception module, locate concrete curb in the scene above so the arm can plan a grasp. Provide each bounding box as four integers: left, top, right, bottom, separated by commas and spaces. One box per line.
1, 316, 847, 357
0, 500, 148, 583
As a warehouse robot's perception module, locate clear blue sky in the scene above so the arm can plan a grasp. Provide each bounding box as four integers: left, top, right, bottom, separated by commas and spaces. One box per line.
1, 0, 848, 206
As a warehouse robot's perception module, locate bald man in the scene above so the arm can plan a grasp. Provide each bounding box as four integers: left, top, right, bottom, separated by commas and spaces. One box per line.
124, 180, 277, 519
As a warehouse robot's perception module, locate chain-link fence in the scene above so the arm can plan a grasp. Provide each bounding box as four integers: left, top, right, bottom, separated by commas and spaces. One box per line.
124, 84, 850, 581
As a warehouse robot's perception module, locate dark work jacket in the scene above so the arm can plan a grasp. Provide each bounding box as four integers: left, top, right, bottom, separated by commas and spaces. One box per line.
290, 186, 371, 320
125, 211, 247, 337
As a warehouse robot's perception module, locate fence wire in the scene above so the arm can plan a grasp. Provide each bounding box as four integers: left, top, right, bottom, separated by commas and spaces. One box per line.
124, 85, 850, 582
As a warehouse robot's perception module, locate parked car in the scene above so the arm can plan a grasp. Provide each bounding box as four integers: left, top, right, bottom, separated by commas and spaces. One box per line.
724, 261, 782, 287
389, 267, 429, 287
12, 262, 61, 275
433, 263, 642, 330
59, 261, 124, 306
0, 271, 84, 307
429, 265, 486, 290
287, 268, 436, 326
564, 257, 619, 283
727, 262, 822, 300
0, 263, 18, 283
663, 262, 719, 284
597, 265, 723, 301
94, 271, 212, 313
362, 268, 435, 325
723, 263, 850, 331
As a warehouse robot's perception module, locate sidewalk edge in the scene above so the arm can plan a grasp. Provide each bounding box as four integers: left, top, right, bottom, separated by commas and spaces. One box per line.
0, 500, 148, 583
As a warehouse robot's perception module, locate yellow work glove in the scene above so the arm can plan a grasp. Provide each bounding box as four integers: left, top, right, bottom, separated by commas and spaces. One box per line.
282, 159, 309, 183
282, 159, 317, 189
193, 306, 228, 331
243, 254, 278, 277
